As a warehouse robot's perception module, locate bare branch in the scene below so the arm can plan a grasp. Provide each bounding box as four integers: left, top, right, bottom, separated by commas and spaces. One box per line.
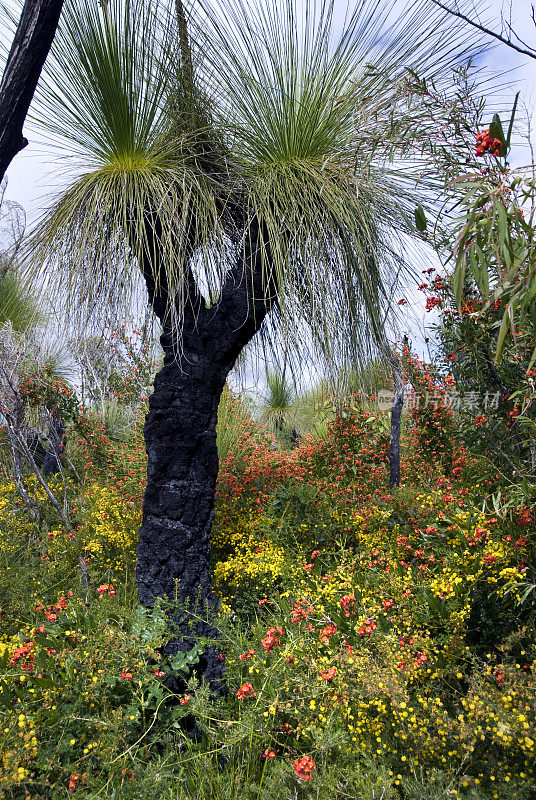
431, 0, 536, 59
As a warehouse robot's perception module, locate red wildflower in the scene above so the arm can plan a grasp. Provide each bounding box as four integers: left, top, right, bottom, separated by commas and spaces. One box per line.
425, 296, 441, 312
237, 682, 257, 700
261, 626, 284, 652
293, 755, 316, 781
475, 129, 503, 157
9, 641, 35, 670
291, 601, 313, 623
494, 669, 505, 685
319, 666, 337, 681
97, 584, 116, 598
340, 594, 356, 617
319, 623, 337, 643
358, 620, 377, 636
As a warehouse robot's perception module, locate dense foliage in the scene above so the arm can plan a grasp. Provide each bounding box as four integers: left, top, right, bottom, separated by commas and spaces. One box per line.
1, 6, 536, 797
0, 364, 534, 799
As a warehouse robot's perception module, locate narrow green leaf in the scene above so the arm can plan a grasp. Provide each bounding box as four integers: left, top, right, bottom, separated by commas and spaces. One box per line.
496, 201, 508, 249
414, 204, 427, 233
506, 92, 519, 149
453, 257, 466, 311
489, 113, 507, 157
495, 308, 511, 363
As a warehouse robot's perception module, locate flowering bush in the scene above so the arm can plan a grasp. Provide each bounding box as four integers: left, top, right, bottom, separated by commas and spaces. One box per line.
80, 484, 140, 576
0, 375, 534, 798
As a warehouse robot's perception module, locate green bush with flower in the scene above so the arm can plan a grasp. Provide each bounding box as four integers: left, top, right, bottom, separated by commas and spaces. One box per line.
0, 357, 535, 798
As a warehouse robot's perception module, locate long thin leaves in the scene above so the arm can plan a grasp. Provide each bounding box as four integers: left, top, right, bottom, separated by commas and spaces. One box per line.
24, 0, 488, 364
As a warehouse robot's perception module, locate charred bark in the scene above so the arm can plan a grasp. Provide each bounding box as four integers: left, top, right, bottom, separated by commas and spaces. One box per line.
386, 347, 404, 490
0, 0, 64, 183
43, 412, 65, 476
136, 219, 276, 691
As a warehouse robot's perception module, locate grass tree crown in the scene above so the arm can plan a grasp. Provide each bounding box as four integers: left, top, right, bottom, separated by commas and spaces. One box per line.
22, 0, 485, 365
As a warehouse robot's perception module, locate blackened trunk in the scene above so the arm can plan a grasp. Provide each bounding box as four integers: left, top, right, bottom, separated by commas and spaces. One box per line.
136, 219, 276, 691
387, 349, 404, 490
0, 0, 64, 183
43, 413, 65, 476
136, 343, 229, 690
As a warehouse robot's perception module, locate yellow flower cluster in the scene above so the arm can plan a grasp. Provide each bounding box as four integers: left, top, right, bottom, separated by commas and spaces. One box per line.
221, 486, 535, 793
81, 484, 140, 574
213, 526, 290, 612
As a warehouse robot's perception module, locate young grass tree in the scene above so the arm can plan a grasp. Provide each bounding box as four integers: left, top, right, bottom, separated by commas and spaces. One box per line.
29, 0, 481, 688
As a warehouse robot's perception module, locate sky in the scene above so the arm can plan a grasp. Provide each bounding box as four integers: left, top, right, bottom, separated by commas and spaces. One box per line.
3, 0, 536, 220
1, 0, 536, 394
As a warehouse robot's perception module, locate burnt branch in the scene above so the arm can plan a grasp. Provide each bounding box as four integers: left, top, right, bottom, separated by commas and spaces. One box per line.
0, 0, 64, 182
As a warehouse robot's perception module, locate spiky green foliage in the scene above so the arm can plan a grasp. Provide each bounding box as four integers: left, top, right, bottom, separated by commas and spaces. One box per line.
28, 0, 227, 330
216, 385, 260, 462
260, 371, 297, 444
0, 271, 41, 332
25, 0, 484, 363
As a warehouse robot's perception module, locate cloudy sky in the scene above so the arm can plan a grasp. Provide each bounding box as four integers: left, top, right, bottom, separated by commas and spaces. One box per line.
3, 0, 536, 219
1, 0, 536, 384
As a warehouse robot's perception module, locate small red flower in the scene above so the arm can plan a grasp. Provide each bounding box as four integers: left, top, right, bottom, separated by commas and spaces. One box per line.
340, 594, 356, 617
475, 129, 503, 157
319, 623, 337, 643
319, 666, 337, 681
97, 584, 116, 598
293, 755, 316, 781
358, 620, 377, 636
425, 296, 441, 312
237, 682, 257, 700
262, 626, 284, 653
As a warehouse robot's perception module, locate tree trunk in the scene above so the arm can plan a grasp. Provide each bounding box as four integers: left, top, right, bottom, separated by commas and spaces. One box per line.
386, 347, 404, 490
43, 412, 65, 476
136, 341, 230, 691
0, 0, 64, 183
136, 219, 275, 691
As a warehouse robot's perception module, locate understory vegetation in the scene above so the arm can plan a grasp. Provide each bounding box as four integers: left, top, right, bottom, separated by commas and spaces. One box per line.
0, 363, 534, 799
1, 0, 536, 797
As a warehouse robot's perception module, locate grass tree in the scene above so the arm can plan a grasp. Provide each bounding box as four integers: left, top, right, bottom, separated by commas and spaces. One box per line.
27, 0, 481, 687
